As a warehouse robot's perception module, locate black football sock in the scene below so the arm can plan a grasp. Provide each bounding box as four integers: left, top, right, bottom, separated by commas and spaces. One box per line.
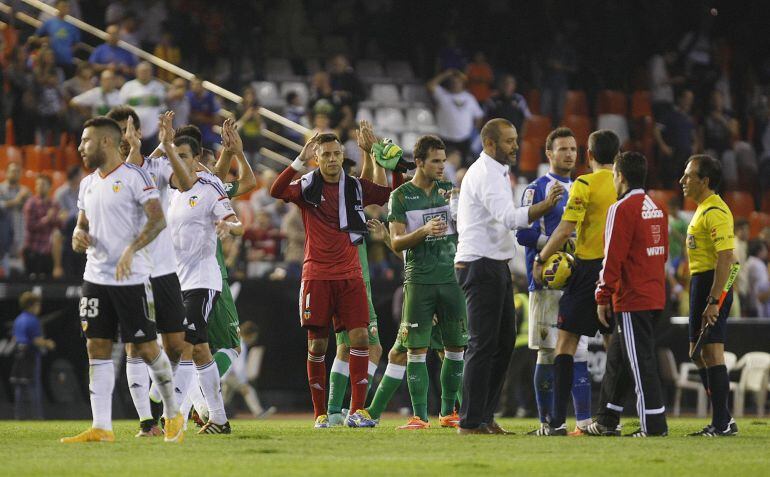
551, 354, 574, 428
698, 367, 710, 395
707, 365, 730, 430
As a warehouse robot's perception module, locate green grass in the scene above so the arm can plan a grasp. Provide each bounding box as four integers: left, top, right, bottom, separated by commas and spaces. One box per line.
3, 418, 769, 476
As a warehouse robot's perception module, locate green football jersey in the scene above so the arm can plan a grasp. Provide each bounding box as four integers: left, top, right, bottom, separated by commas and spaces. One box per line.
358, 241, 371, 283
216, 180, 240, 280
387, 180, 456, 285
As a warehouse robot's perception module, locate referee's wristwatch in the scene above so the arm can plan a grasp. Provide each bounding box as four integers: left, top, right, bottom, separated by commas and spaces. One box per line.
706, 295, 719, 306
534, 253, 545, 265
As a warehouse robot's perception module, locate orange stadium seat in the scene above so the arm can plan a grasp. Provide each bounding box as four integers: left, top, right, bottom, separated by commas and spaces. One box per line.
597, 90, 627, 115
749, 211, 770, 239
62, 144, 81, 169
631, 90, 653, 119
523, 114, 551, 146
518, 139, 542, 174
723, 191, 755, 219
0, 145, 23, 170
22, 145, 53, 171
562, 114, 591, 146
564, 90, 589, 117
648, 189, 679, 215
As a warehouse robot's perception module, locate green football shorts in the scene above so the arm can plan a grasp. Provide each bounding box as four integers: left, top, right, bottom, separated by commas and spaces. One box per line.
207, 280, 241, 350
335, 279, 380, 346
396, 282, 468, 350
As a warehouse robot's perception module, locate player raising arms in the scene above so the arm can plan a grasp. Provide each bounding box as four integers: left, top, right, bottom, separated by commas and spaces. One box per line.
61, 117, 184, 443
270, 133, 397, 428
516, 127, 592, 436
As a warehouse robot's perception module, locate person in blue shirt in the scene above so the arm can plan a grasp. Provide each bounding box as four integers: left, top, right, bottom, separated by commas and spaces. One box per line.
11, 291, 55, 420
34, 0, 81, 75
515, 127, 592, 435
187, 76, 223, 150
88, 24, 137, 78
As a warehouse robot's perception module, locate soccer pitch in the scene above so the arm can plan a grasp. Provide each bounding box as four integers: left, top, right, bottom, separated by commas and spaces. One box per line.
3, 418, 769, 476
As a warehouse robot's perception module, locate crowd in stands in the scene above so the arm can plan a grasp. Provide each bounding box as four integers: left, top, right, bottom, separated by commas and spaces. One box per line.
0, 1, 768, 316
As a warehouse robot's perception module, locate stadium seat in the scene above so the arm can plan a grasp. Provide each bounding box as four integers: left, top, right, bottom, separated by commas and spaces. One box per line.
356, 59, 385, 80
401, 132, 420, 152
597, 90, 628, 115
22, 145, 53, 171
385, 60, 415, 81
562, 115, 591, 146
597, 114, 630, 145
62, 144, 81, 169
405, 107, 437, 133
665, 350, 708, 417
723, 191, 755, 219
374, 108, 405, 132
252, 81, 283, 108
749, 211, 770, 238
631, 90, 653, 119
564, 90, 589, 117
265, 58, 294, 80
522, 114, 551, 146
0, 145, 22, 170
402, 84, 430, 104
370, 84, 401, 106
526, 89, 541, 115
647, 189, 679, 215
279, 81, 309, 106
518, 139, 542, 174
356, 107, 374, 124
730, 352, 770, 417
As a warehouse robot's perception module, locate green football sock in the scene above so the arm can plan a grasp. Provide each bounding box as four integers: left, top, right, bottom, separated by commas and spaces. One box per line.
440, 352, 464, 415
407, 353, 429, 421
328, 358, 349, 415
366, 363, 405, 419
213, 348, 238, 378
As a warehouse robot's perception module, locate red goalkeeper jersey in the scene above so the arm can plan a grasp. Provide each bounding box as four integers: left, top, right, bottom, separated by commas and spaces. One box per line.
595, 189, 668, 312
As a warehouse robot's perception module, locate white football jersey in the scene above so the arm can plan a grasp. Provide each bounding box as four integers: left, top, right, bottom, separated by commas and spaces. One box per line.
141, 156, 177, 277
168, 174, 235, 291
78, 162, 160, 286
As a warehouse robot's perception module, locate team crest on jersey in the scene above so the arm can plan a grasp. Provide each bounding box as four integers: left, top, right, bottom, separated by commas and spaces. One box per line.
523, 188, 535, 206
112, 180, 122, 193
80, 318, 88, 332
188, 195, 199, 207
302, 307, 311, 321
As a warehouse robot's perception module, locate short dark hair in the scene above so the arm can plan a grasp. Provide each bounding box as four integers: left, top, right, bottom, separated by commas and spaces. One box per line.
545, 127, 575, 151
173, 135, 201, 156
315, 133, 341, 146
413, 135, 446, 162
748, 239, 767, 257
614, 151, 647, 190
688, 154, 722, 191
19, 291, 41, 311
106, 106, 141, 130
83, 116, 123, 142
36, 173, 52, 186
588, 129, 620, 165
481, 118, 515, 144
286, 91, 298, 103
175, 124, 202, 145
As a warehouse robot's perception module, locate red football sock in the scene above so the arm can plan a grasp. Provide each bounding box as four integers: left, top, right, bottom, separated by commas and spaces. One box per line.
349, 347, 370, 412
307, 352, 327, 418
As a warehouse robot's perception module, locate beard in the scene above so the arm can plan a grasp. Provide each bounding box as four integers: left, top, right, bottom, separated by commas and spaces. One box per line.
493, 143, 515, 165
84, 145, 107, 170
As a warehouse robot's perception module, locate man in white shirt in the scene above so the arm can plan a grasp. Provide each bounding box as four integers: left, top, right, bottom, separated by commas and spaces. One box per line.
70, 70, 122, 118
61, 116, 184, 444
119, 62, 166, 155
454, 118, 563, 434
427, 69, 484, 167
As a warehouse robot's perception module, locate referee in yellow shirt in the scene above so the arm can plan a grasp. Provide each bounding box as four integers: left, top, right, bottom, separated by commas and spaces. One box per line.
532, 130, 620, 435
681, 154, 738, 437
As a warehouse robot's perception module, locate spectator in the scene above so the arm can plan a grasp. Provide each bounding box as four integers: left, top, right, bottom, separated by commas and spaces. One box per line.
22, 174, 61, 279
60, 63, 96, 134
32, 47, 66, 146
648, 50, 684, 118
119, 61, 166, 154
465, 51, 494, 103
53, 164, 81, 223
5, 46, 38, 146
53, 166, 84, 279
0, 162, 31, 275
105, 0, 134, 25
135, 1, 168, 50
654, 89, 697, 188
11, 291, 55, 420
88, 24, 138, 78
187, 76, 224, 150
541, 32, 577, 125
437, 32, 466, 71
70, 69, 122, 117
235, 86, 263, 167
243, 210, 281, 277
118, 11, 140, 47
275, 202, 304, 280
441, 148, 462, 185
484, 74, 532, 135
284, 91, 307, 143
33, 0, 81, 76
249, 169, 282, 227
745, 240, 770, 317
152, 31, 181, 82
364, 205, 393, 280
327, 54, 365, 126
426, 69, 484, 167
308, 71, 342, 129
166, 77, 190, 128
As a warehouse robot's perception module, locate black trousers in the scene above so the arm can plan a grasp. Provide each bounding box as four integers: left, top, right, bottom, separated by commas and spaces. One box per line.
596, 310, 668, 435
455, 258, 516, 429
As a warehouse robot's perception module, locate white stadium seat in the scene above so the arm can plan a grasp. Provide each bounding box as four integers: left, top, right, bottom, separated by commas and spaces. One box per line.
251, 81, 283, 108
374, 107, 405, 132
370, 84, 401, 106
279, 81, 310, 106
597, 114, 630, 145
400, 132, 421, 151
356, 107, 374, 124
402, 84, 430, 104
406, 107, 437, 132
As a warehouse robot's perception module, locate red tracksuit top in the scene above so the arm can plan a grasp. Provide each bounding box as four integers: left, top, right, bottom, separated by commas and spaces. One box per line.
595, 189, 668, 312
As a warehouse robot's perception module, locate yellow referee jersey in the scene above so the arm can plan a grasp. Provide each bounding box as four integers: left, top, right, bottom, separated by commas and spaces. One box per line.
561, 168, 616, 260
686, 194, 735, 274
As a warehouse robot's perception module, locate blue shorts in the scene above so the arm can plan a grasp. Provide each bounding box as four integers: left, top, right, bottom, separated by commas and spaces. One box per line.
688, 269, 732, 343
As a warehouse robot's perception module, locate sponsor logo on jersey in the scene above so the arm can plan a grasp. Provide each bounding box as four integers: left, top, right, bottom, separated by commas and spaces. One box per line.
523, 188, 535, 206
646, 246, 665, 256
687, 234, 696, 249
405, 195, 419, 200
112, 180, 123, 193
642, 196, 664, 219
188, 195, 199, 207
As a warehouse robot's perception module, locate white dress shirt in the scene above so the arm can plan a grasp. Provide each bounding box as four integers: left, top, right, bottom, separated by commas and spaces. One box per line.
455, 152, 531, 262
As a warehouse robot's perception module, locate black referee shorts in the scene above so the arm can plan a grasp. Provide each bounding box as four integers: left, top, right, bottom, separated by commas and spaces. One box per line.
182, 288, 220, 345
150, 273, 186, 334
689, 269, 732, 343
557, 258, 612, 337
80, 280, 157, 344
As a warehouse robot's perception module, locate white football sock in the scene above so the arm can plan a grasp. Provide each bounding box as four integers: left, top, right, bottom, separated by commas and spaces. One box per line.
89, 359, 115, 431
173, 360, 194, 410
196, 360, 227, 425
145, 352, 179, 418
126, 357, 152, 421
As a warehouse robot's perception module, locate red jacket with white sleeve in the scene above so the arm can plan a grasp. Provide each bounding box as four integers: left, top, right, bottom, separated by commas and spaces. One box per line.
595, 189, 668, 312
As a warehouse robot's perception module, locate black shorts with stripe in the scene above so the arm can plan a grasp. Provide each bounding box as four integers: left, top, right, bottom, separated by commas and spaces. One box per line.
557, 258, 613, 336
151, 272, 186, 334
689, 269, 732, 343
182, 288, 220, 345
80, 280, 157, 344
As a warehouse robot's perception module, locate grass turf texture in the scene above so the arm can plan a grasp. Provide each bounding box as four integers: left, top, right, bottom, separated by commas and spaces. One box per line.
3, 418, 769, 476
